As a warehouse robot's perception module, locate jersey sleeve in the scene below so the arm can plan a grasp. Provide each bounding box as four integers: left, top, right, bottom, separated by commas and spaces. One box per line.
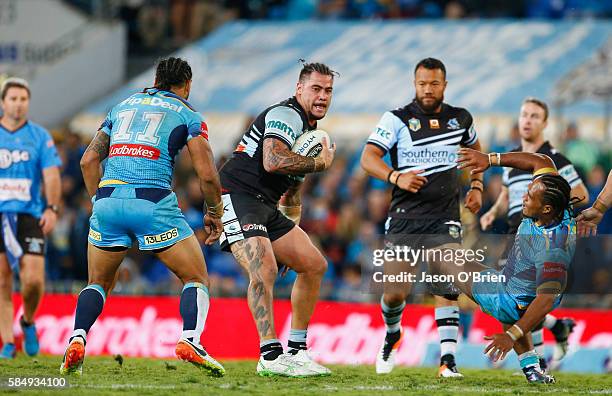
460, 112, 478, 146
98, 108, 113, 136
553, 153, 582, 188
534, 231, 571, 295
39, 129, 62, 169
263, 106, 303, 148
366, 111, 400, 153
184, 110, 209, 142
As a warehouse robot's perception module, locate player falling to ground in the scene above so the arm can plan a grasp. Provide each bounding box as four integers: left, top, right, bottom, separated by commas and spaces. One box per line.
60, 58, 225, 376
576, 169, 612, 236
218, 62, 336, 377
361, 58, 483, 377
480, 98, 588, 370
0, 78, 62, 359
439, 148, 580, 383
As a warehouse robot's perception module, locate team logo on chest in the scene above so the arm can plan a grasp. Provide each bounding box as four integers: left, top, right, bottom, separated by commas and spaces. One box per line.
447, 118, 460, 130
429, 119, 440, 129
408, 118, 421, 132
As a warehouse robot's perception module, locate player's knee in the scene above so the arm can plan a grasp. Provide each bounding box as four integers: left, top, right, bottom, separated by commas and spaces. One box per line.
20, 272, 44, 291
248, 261, 278, 284
310, 253, 328, 277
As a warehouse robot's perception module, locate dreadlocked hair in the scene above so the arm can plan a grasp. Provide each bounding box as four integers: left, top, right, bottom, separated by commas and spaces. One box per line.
535, 174, 583, 221
151, 57, 192, 91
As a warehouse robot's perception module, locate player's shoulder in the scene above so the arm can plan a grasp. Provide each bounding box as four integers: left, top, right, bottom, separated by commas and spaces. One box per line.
539, 141, 572, 166
442, 103, 473, 123
25, 120, 52, 139
265, 102, 305, 127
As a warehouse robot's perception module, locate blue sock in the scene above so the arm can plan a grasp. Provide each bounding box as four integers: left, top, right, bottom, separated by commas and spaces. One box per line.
71, 284, 106, 343
287, 329, 307, 353
519, 350, 540, 370
381, 297, 405, 333
179, 282, 210, 345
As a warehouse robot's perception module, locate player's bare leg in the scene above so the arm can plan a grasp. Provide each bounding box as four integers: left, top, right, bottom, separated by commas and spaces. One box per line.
18, 255, 45, 356
271, 226, 331, 376
61, 244, 126, 375
157, 235, 224, 377
0, 254, 16, 358
503, 324, 555, 384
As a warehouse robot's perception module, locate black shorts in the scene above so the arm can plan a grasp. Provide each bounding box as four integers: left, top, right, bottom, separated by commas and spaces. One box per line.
384, 217, 462, 298
384, 217, 462, 249
0, 213, 45, 256
219, 192, 295, 252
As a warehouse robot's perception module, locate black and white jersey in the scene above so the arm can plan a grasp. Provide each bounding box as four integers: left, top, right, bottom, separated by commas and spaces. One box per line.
503, 141, 582, 228
219, 97, 316, 204
366, 100, 478, 220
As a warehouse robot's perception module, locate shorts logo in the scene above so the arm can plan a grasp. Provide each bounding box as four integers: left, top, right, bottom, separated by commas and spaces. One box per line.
144, 228, 178, 245
429, 119, 440, 129
0, 149, 30, 169
25, 237, 44, 254
109, 144, 160, 160
88, 228, 102, 241
242, 223, 267, 232
447, 118, 460, 130
408, 118, 421, 132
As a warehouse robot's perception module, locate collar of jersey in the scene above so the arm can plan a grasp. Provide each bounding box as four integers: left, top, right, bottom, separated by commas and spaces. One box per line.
144, 88, 196, 112
0, 119, 29, 134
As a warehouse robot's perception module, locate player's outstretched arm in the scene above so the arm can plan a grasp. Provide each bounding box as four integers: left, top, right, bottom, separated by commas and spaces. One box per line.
262, 137, 335, 175
457, 148, 557, 175
360, 143, 427, 193
463, 140, 484, 214
481, 187, 509, 231
187, 136, 223, 245
80, 131, 110, 197
577, 169, 612, 236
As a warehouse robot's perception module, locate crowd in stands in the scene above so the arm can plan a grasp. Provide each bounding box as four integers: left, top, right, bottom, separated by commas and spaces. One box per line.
43, 123, 612, 306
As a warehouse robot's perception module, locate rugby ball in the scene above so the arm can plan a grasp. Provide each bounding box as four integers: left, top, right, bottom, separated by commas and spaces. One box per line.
291, 129, 330, 157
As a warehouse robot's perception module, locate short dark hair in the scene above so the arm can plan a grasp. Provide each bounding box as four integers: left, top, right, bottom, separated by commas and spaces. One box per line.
523, 97, 549, 121
154, 57, 193, 91
1, 77, 30, 100
414, 57, 446, 78
298, 60, 338, 82
536, 174, 581, 221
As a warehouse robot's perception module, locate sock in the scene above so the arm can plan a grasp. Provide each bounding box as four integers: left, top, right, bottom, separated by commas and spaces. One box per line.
532, 328, 545, 357
287, 329, 307, 354
179, 282, 210, 345
543, 314, 557, 330
260, 339, 284, 361
381, 297, 405, 333
435, 306, 459, 360
71, 284, 106, 344
519, 350, 540, 371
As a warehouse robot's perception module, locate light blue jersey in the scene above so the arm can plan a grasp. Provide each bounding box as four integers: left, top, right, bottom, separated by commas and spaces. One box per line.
99, 88, 208, 189
473, 210, 575, 324
0, 121, 62, 217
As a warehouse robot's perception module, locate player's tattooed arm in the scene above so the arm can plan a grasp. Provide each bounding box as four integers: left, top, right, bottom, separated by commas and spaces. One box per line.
231, 238, 275, 338
80, 131, 110, 197
262, 138, 317, 174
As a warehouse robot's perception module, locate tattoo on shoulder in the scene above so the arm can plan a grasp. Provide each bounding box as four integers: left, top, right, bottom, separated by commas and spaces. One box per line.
85, 131, 110, 160
263, 138, 315, 174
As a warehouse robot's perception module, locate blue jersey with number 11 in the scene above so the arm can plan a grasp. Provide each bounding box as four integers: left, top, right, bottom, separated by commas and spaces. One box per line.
99, 88, 208, 189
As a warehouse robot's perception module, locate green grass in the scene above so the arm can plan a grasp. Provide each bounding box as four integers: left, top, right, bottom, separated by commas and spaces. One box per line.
0, 355, 610, 395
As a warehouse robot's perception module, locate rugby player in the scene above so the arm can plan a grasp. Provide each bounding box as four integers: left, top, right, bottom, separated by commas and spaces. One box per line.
218, 62, 336, 377
361, 58, 483, 377
480, 98, 588, 369
0, 78, 62, 358
60, 58, 225, 376
446, 147, 578, 383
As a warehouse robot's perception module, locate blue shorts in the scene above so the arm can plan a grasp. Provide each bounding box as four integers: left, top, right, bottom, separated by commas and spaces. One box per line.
472, 269, 525, 324
88, 186, 193, 250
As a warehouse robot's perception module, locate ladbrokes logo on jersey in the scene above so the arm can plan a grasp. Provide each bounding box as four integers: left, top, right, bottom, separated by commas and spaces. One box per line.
144, 228, 179, 245
109, 144, 160, 160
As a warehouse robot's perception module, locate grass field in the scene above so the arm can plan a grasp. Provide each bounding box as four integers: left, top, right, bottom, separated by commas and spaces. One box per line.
0, 355, 610, 395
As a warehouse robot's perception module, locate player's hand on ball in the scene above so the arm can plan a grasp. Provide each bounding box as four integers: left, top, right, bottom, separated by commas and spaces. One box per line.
484, 333, 514, 362
480, 210, 496, 231
203, 214, 223, 245
465, 189, 482, 214
576, 207, 603, 237
396, 170, 427, 193
457, 148, 490, 174
319, 137, 336, 170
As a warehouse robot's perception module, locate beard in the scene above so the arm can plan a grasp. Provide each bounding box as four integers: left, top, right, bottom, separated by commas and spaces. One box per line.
415, 95, 443, 113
